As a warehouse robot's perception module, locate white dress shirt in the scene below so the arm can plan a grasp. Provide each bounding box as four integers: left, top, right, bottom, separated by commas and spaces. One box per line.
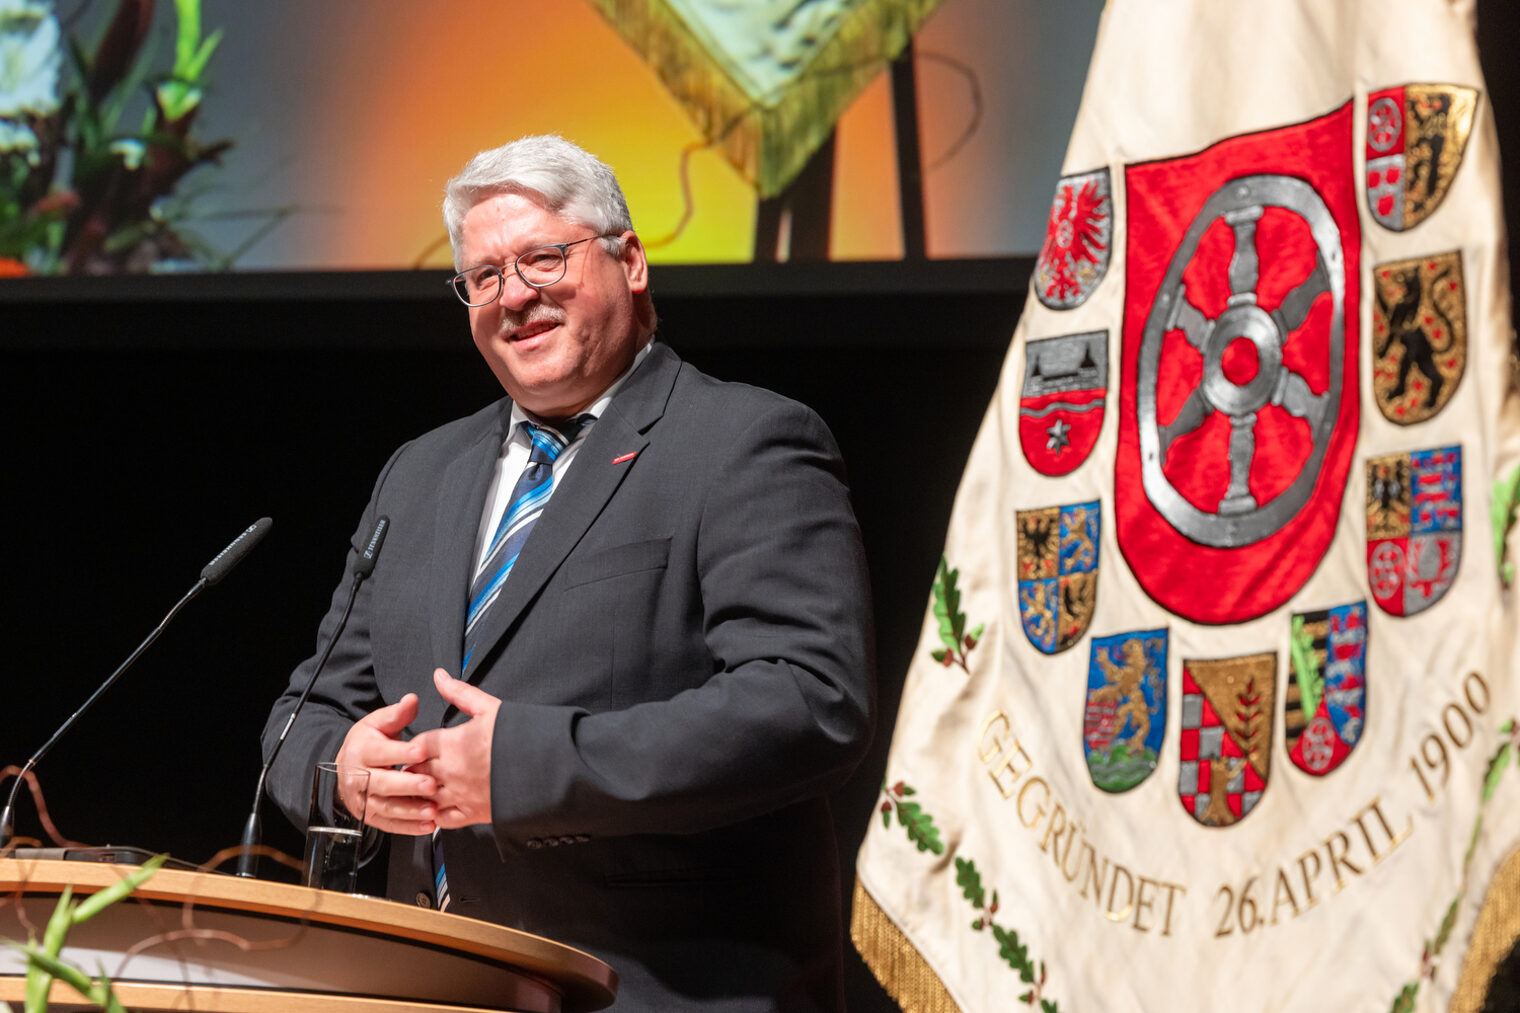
472, 339, 654, 573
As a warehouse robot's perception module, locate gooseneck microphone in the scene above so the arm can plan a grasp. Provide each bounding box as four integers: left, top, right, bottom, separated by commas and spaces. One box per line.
0, 518, 273, 851
235, 516, 388, 879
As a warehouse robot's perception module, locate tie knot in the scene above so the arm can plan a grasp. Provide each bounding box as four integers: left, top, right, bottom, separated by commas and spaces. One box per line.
522, 415, 592, 465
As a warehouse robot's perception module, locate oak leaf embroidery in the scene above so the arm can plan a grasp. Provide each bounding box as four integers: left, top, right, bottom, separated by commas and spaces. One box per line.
1491, 464, 1520, 586
931, 556, 984, 672
877, 781, 1061, 1010
879, 780, 944, 855
1388, 718, 1519, 1011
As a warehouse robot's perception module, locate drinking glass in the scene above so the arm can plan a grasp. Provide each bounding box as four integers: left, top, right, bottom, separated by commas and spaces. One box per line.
303, 761, 369, 892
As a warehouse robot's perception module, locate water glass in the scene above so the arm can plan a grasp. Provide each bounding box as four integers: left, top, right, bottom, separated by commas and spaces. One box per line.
303, 761, 369, 892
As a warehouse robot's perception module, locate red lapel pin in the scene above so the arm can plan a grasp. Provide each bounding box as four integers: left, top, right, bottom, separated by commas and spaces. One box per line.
611, 451, 638, 465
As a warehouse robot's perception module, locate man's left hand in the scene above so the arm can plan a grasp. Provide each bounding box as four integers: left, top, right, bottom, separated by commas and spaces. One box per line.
407, 668, 500, 829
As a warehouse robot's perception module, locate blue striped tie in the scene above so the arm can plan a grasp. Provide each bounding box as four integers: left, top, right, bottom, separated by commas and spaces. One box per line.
462, 416, 590, 670
435, 415, 589, 911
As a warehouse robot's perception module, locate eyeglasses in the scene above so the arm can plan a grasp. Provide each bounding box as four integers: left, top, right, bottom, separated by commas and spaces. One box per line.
449, 234, 616, 307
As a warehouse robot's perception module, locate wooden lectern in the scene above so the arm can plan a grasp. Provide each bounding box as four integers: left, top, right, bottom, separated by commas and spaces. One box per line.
0, 857, 616, 1012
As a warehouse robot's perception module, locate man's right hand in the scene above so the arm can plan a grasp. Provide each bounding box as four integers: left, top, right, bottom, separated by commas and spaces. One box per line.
334, 693, 439, 835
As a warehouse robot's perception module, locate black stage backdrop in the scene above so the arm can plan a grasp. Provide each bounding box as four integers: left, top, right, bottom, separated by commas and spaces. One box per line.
3, 7, 1519, 1008
0, 265, 1021, 1011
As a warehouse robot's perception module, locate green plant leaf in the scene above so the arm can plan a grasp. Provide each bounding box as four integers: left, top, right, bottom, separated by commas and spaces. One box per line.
1390, 981, 1419, 1013
41, 890, 73, 952
1289, 615, 1322, 722
13, 855, 166, 1012
955, 857, 986, 909
895, 800, 944, 855
1042, 1000, 1060, 1013
16, 950, 129, 1011
26, 885, 74, 1012
20, 949, 45, 1013
72, 853, 166, 923
171, 0, 202, 70
14, 944, 99, 1003
159, 1, 222, 120
186, 28, 222, 80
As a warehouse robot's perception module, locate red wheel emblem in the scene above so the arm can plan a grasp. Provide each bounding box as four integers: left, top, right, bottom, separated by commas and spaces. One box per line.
1117, 103, 1361, 624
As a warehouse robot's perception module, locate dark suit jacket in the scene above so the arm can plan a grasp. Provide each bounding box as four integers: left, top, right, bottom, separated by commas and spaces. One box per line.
262, 342, 875, 1011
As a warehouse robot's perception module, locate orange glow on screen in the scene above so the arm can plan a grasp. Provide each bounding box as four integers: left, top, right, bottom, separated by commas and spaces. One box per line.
285, 3, 919, 268
186, 0, 1086, 271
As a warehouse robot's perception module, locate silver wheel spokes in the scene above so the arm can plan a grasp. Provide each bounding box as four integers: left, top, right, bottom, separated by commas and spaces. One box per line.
1137, 174, 1344, 548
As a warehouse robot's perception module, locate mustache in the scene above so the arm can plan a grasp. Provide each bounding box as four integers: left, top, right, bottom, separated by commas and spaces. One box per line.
498, 306, 565, 335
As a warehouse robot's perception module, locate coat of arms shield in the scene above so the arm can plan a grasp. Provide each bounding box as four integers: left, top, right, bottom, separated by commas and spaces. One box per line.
1285, 602, 1368, 776
1116, 103, 1361, 625
1366, 445, 1463, 616
1371, 251, 1466, 425
1083, 628, 1167, 792
1179, 653, 1276, 827
1019, 332, 1108, 475
1365, 83, 1479, 232
1016, 501, 1100, 654
1034, 169, 1112, 309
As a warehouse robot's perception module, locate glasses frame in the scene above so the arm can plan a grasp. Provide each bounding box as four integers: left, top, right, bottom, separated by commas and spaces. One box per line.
449, 234, 618, 307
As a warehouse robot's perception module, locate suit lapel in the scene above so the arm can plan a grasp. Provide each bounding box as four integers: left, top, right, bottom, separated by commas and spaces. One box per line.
461, 343, 680, 683
419, 402, 511, 732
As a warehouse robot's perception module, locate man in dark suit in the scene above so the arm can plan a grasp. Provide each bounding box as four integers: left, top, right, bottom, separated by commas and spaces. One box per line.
261, 135, 875, 1011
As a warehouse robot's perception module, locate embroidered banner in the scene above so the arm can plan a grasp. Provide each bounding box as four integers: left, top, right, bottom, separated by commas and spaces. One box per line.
852, 2, 1520, 1011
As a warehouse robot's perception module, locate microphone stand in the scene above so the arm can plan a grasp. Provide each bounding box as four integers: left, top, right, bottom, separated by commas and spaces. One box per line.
236, 516, 387, 878
1, 519, 272, 852
0, 584, 202, 849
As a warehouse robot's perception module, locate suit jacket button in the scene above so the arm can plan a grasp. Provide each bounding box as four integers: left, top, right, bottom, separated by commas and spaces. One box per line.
526, 838, 543, 850
546, 836, 561, 847
575, 835, 590, 843
414, 892, 432, 909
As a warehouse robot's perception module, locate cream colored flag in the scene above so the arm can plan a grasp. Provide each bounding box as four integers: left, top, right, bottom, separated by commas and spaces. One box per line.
853, 1, 1520, 1010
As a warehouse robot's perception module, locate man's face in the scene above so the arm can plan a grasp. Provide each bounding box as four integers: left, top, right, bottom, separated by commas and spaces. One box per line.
460, 192, 649, 418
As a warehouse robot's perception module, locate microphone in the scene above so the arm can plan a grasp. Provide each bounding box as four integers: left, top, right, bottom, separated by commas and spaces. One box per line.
354, 514, 388, 578
201, 518, 272, 585
235, 516, 388, 878
0, 518, 273, 851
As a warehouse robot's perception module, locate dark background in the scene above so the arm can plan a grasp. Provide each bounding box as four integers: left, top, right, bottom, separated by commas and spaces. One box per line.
3, 5, 1518, 1009
0, 261, 1021, 1011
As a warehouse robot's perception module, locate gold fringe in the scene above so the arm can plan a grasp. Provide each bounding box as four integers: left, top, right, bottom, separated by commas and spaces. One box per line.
583, 0, 943, 197
851, 876, 963, 1013
1451, 844, 1520, 1013
852, 855, 1520, 1011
